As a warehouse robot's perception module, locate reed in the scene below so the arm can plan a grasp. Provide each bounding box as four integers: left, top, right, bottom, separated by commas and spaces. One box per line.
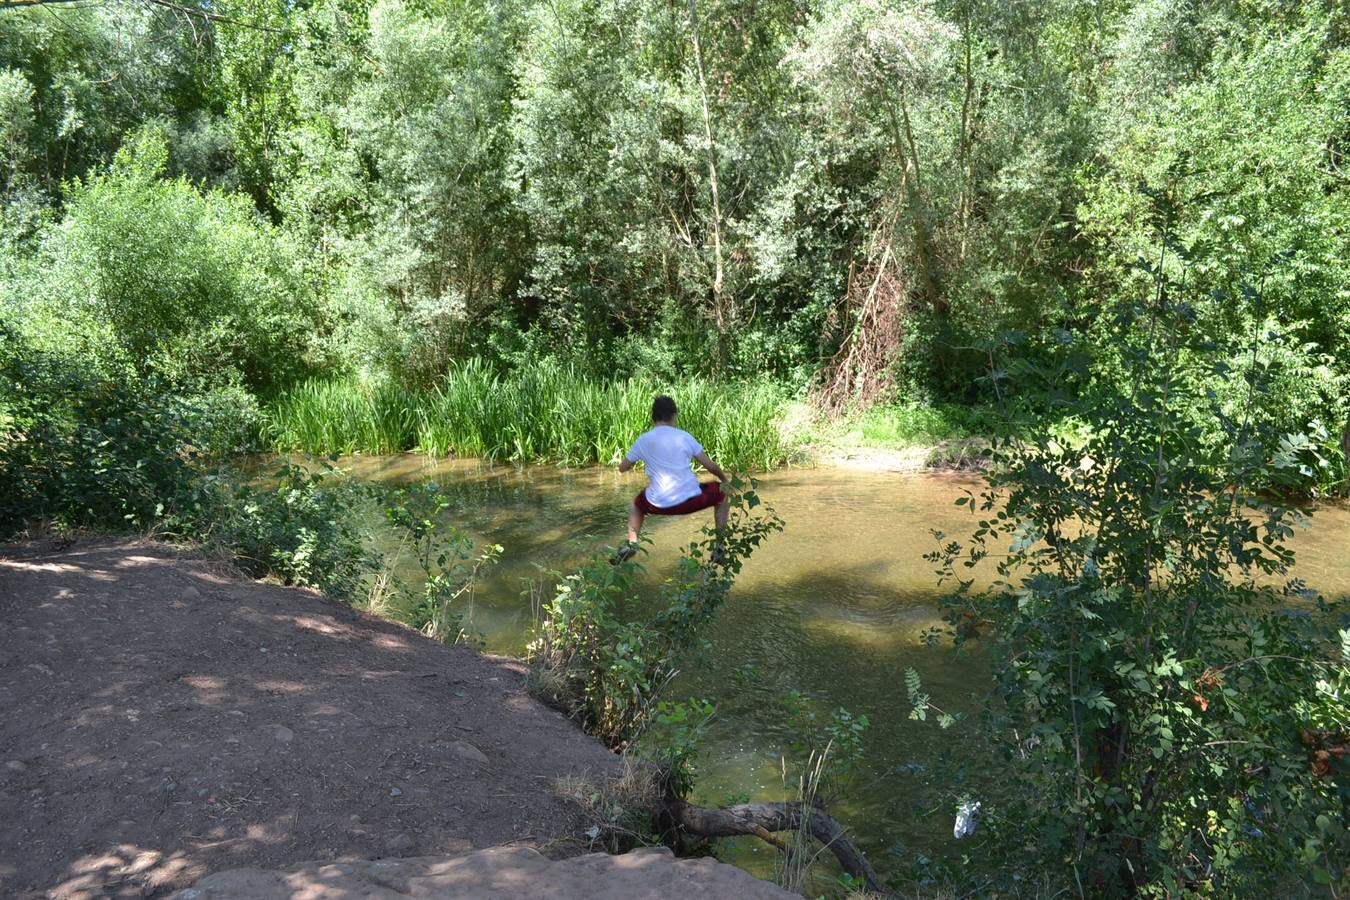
266, 378, 419, 454
264, 361, 790, 470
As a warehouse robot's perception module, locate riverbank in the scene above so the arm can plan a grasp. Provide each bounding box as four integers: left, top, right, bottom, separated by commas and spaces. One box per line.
262, 371, 1000, 477
0, 539, 623, 897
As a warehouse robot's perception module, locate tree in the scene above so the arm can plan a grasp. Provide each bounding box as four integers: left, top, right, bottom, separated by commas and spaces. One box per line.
930, 199, 1348, 893
1079, 17, 1350, 478
41, 129, 322, 391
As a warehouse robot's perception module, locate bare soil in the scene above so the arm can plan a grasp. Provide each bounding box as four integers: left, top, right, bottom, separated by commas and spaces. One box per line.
0, 539, 619, 898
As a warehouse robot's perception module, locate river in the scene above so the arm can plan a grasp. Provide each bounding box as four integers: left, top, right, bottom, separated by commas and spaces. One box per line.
335, 454, 1350, 886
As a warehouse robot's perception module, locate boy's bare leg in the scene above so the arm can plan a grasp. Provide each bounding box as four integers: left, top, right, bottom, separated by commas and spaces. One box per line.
612, 501, 644, 565
711, 495, 730, 563
627, 502, 645, 544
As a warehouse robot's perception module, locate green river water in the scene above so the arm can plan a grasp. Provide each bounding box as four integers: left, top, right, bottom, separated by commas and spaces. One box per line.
336, 454, 1350, 886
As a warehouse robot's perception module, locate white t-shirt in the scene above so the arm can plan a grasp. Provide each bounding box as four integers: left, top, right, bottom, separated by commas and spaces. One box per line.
626, 425, 703, 508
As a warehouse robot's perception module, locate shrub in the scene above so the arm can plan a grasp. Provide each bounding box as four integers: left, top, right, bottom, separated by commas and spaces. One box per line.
926, 222, 1349, 894
180, 462, 375, 602
40, 128, 323, 394
0, 315, 373, 606
0, 319, 201, 536
528, 479, 783, 747
381, 481, 501, 642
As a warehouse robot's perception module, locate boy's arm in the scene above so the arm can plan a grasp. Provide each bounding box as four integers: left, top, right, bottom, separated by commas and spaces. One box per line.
694, 452, 728, 483
619, 438, 641, 473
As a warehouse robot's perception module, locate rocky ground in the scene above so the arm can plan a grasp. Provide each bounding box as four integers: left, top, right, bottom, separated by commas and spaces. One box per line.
172, 846, 793, 899
0, 540, 624, 898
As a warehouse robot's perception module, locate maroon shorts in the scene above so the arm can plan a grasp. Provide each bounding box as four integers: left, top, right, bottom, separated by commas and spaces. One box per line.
635, 481, 724, 516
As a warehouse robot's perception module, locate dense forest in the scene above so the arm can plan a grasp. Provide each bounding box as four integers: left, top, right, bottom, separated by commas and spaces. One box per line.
2, 0, 1349, 895
2, 0, 1347, 473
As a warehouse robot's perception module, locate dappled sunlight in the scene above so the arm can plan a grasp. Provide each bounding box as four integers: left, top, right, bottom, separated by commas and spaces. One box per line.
182, 675, 226, 691
0, 559, 82, 575
119, 554, 176, 568
801, 608, 945, 651
73, 701, 133, 725
1, 538, 618, 895
370, 634, 414, 652
306, 702, 344, 717
290, 615, 345, 636
51, 843, 201, 898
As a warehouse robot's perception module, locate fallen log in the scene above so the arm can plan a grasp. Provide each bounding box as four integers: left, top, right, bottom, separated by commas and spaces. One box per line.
664, 798, 888, 895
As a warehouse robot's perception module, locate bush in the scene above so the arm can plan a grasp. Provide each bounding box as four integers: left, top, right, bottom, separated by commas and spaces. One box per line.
0, 319, 202, 536
180, 462, 376, 602
381, 481, 501, 642
36, 128, 323, 394
926, 224, 1349, 894
528, 480, 783, 747
0, 315, 374, 606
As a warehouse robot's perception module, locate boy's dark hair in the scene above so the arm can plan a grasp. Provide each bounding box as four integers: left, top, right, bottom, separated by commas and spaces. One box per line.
652, 395, 677, 422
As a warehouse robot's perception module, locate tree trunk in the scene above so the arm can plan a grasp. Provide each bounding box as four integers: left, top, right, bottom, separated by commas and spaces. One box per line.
886, 92, 941, 313
663, 798, 889, 895
685, 0, 730, 370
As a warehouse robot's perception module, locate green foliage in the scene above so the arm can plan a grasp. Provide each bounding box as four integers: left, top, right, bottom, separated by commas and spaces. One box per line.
40, 130, 324, 393
1076, 17, 1350, 489
800, 400, 999, 449
265, 377, 421, 455
382, 481, 502, 643
529, 479, 783, 747
1, 3, 1347, 889
0, 314, 259, 537
781, 689, 872, 799
0, 351, 187, 536
0, 317, 380, 605
0, 2, 218, 197
903, 667, 957, 730
184, 462, 375, 601
277, 0, 526, 384
927, 215, 1349, 894
644, 697, 717, 799
265, 360, 791, 470
3, 0, 1347, 496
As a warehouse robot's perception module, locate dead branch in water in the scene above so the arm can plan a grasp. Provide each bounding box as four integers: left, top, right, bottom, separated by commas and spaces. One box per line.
663, 798, 889, 895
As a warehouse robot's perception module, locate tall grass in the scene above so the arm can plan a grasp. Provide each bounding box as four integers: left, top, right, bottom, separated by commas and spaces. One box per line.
265, 360, 790, 470
266, 378, 420, 454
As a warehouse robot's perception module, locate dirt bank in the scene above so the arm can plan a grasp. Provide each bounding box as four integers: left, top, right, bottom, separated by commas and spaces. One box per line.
0, 540, 619, 898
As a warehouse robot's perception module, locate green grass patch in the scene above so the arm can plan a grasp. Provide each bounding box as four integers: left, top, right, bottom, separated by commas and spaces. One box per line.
797, 400, 999, 450
854, 402, 989, 446
264, 360, 790, 471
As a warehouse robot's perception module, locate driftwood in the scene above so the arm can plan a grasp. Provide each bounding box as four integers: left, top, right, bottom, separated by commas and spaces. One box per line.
664, 798, 888, 895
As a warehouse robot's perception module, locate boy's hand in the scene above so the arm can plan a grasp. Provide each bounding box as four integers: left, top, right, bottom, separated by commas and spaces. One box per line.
695, 452, 728, 483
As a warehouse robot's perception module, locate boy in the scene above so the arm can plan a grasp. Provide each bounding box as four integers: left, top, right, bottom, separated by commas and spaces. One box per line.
613, 395, 729, 564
